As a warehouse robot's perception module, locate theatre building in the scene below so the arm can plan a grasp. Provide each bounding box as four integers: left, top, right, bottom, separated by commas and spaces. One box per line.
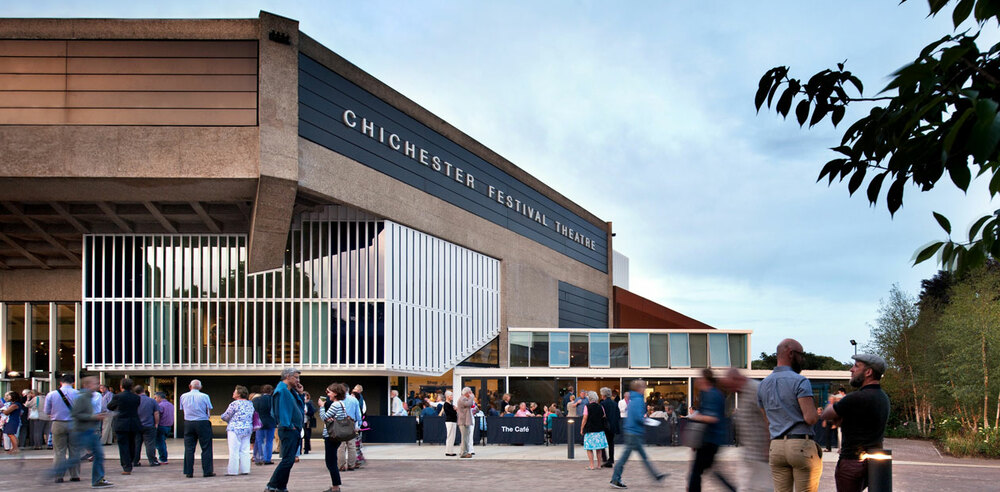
0, 12, 798, 434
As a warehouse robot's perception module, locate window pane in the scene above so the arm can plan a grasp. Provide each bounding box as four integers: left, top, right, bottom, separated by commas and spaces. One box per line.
709, 333, 730, 367
629, 333, 650, 367
550, 332, 570, 367
650, 334, 668, 368
570, 333, 589, 367
610, 333, 628, 368
589, 332, 609, 367
530, 332, 549, 367
57, 304, 75, 372
509, 332, 530, 367
31, 304, 49, 373
690, 333, 708, 368
729, 334, 747, 368
669, 333, 689, 367
6, 304, 25, 374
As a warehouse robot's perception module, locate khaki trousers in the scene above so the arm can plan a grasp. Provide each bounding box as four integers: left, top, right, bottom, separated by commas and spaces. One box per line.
337, 437, 357, 468
51, 421, 80, 479
768, 437, 822, 492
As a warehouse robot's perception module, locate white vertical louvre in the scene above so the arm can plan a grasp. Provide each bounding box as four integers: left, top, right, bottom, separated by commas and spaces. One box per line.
384, 221, 501, 375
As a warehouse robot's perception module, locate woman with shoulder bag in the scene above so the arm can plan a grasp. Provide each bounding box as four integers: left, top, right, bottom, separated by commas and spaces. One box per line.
320, 383, 349, 492
580, 391, 608, 470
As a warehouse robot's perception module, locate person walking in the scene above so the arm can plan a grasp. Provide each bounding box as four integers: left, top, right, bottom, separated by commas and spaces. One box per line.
337, 384, 363, 471
133, 385, 160, 467
758, 338, 821, 492
321, 383, 354, 492
48, 376, 114, 488
610, 379, 668, 489
821, 354, 891, 492
2, 391, 23, 454
27, 389, 50, 450
580, 391, 608, 470
721, 368, 771, 492
266, 368, 304, 492
456, 387, 474, 459
179, 379, 215, 478
252, 385, 276, 465
153, 392, 174, 464
106, 378, 141, 475
350, 384, 367, 467
100, 385, 116, 445
45, 373, 80, 483
686, 369, 737, 492
221, 385, 254, 476
599, 387, 620, 468
440, 390, 458, 456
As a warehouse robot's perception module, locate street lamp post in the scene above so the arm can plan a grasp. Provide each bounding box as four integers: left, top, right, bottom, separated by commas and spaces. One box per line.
850, 339, 857, 355
567, 419, 575, 459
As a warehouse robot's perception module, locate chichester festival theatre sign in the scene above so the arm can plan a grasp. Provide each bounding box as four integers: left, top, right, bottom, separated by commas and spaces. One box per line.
341, 109, 599, 252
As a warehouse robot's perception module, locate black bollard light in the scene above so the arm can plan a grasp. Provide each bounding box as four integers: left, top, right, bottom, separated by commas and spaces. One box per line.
863, 449, 892, 492
567, 419, 575, 459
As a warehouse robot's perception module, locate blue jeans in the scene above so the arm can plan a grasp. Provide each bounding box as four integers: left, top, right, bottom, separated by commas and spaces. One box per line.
611, 433, 661, 483
155, 425, 171, 462
255, 427, 275, 463
52, 426, 104, 485
267, 427, 301, 490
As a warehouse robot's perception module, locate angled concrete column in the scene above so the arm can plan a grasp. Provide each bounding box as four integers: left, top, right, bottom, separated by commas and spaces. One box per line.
248, 11, 299, 273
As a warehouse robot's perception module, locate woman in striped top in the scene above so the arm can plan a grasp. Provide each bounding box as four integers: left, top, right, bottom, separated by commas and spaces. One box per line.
321, 383, 349, 492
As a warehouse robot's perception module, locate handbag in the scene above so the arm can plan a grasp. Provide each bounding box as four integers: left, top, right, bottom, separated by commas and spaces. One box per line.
681, 420, 706, 449
252, 411, 262, 432
325, 401, 358, 442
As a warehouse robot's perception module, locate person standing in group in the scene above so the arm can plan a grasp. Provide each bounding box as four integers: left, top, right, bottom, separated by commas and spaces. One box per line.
720, 368, 771, 492
440, 390, 458, 457
758, 338, 821, 492
350, 384, 367, 467
337, 384, 363, 471
390, 390, 406, 416
618, 390, 629, 418
100, 385, 116, 445
822, 354, 891, 492
153, 392, 173, 464
826, 387, 847, 451
686, 369, 737, 492
133, 385, 160, 467
221, 385, 254, 477
456, 387, 474, 459
303, 391, 317, 455
2, 391, 22, 454
107, 378, 142, 475
599, 387, 620, 468
266, 368, 304, 492
27, 388, 50, 450
580, 390, 608, 470
610, 379, 668, 489
47, 376, 114, 488
253, 385, 276, 465
46, 373, 80, 483
179, 379, 215, 478
322, 383, 356, 492
562, 386, 575, 412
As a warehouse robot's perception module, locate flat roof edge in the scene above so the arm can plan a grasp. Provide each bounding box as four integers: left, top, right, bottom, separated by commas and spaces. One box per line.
0, 17, 258, 40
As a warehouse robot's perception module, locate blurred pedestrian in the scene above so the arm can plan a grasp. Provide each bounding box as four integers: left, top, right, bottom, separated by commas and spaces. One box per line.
822, 354, 890, 492
686, 369, 736, 492
179, 379, 215, 478
47, 376, 114, 488
221, 385, 254, 476
758, 338, 821, 492
610, 379, 668, 489
721, 368, 770, 492
266, 368, 304, 492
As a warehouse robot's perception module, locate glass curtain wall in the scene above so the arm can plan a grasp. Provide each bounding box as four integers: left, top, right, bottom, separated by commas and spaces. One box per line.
82, 216, 386, 370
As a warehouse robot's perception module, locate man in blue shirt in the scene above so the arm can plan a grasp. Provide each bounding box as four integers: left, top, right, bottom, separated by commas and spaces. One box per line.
179, 379, 214, 478
758, 338, 821, 492
686, 369, 736, 492
610, 379, 668, 489
266, 368, 304, 492
45, 373, 80, 483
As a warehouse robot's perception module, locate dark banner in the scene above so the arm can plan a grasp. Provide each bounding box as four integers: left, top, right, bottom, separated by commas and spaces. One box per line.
485, 416, 545, 445
363, 415, 417, 443
421, 416, 482, 444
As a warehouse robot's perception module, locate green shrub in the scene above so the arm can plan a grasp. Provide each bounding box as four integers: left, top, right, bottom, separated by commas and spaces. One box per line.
941, 427, 1000, 458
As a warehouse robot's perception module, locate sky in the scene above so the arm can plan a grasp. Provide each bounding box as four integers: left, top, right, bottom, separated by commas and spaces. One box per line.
5, 1, 996, 363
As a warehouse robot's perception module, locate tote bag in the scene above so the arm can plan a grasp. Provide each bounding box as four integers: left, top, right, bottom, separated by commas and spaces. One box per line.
325, 401, 358, 442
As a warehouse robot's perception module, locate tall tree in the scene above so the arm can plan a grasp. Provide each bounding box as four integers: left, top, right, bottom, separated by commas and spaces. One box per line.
867, 284, 928, 433
755, 0, 1000, 273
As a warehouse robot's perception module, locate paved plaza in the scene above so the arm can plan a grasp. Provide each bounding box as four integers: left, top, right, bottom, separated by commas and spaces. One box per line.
2, 438, 998, 491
